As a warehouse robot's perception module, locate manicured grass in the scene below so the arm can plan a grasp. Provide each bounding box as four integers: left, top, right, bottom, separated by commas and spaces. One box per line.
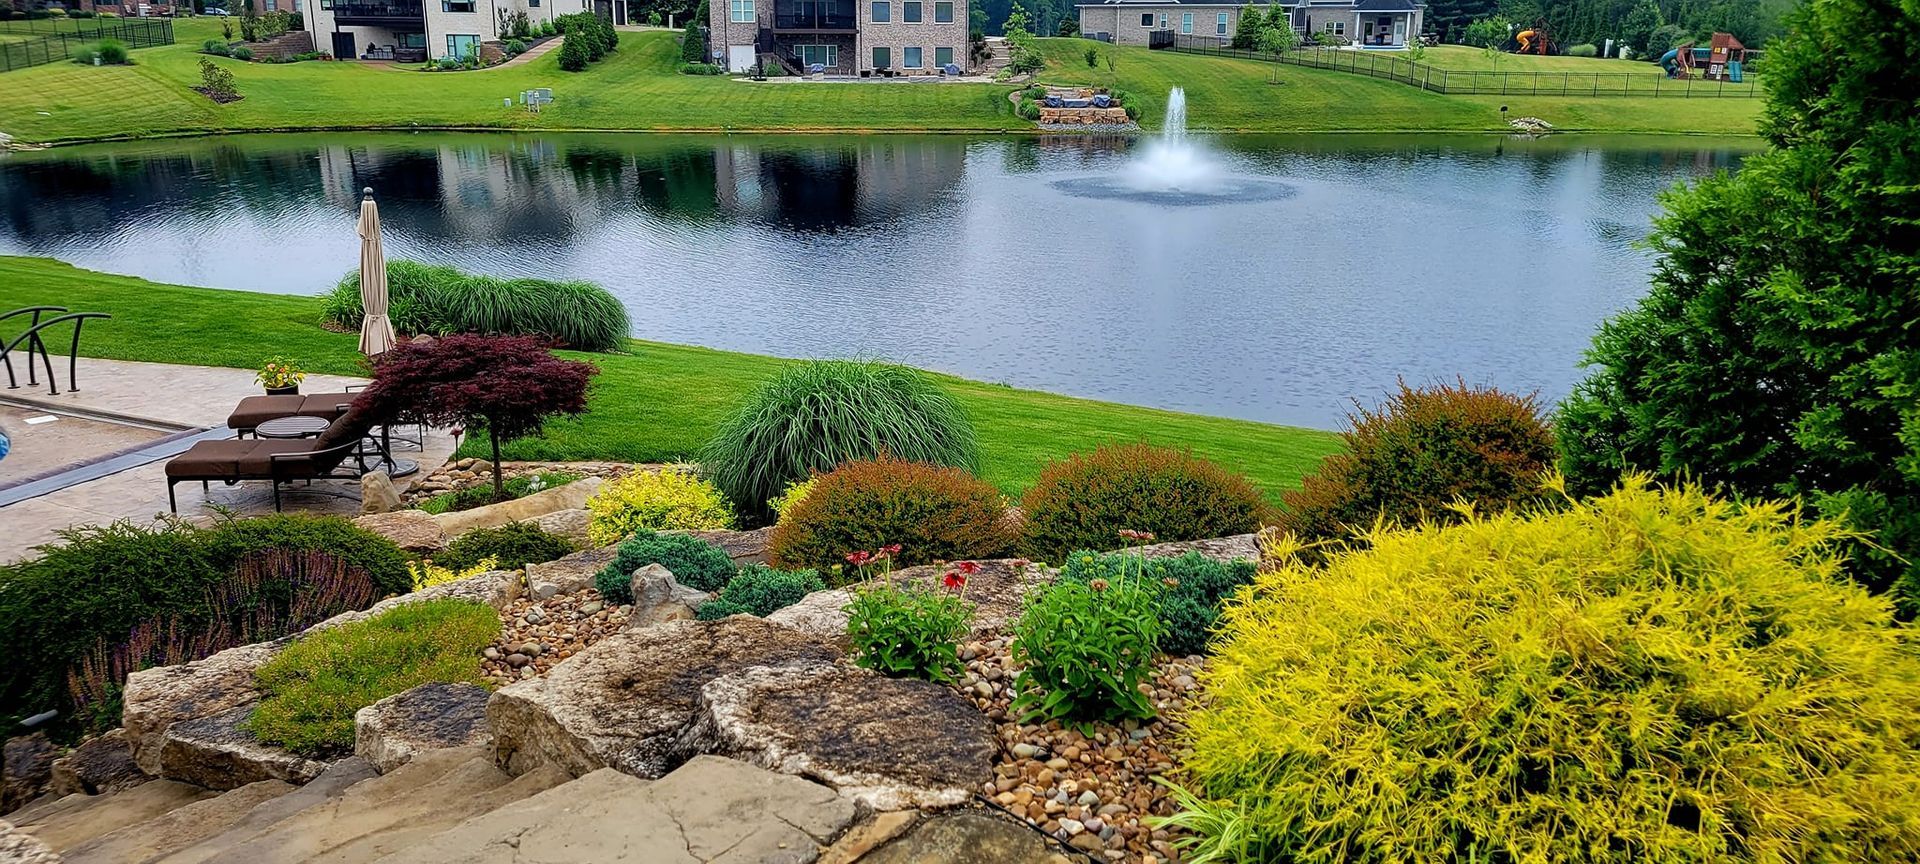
1409, 45, 1666, 74
0, 255, 1343, 501
1043, 41, 1762, 135
0, 30, 1759, 144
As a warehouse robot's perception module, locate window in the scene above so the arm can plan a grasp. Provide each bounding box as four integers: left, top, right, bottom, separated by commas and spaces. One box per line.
798, 43, 837, 66
1322, 20, 1343, 34
730, 0, 753, 22
1157, 12, 1167, 28
1139, 12, 1152, 25
442, 0, 474, 11
873, 46, 890, 66
446, 33, 479, 57
528, 0, 538, 6
870, 0, 888, 21
401, 32, 426, 47
934, 45, 952, 66
319, 0, 332, 8
1180, 11, 1191, 33
1217, 12, 1228, 34
902, 0, 920, 21
903, 45, 922, 67
933, 0, 951, 22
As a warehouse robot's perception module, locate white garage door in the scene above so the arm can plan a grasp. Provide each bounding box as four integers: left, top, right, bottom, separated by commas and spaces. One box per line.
727, 45, 756, 73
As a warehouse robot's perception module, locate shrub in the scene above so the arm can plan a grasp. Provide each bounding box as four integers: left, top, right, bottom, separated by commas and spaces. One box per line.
696, 564, 825, 619
1016, 99, 1041, 121
93, 38, 128, 64
435, 56, 464, 71
559, 37, 588, 71
407, 555, 499, 592
679, 62, 724, 74
361, 334, 596, 499
700, 360, 980, 522
1567, 42, 1598, 56
768, 457, 1014, 578
203, 512, 413, 597
679, 15, 702, 63
592, 532, 737, 602
1277, 380, 1555, 545
1176, 479, 1920, 863
47, 6, 65, 16
1023, 83, 1046, 100
1010, 575, 1161, 728
1084, 46, 1098, 67
768, 477, 817, 521
1018, 443, 1270, 563
436, 522, 574, 573
505, 38, 528, 54
845, 577, 971, 681
540, 19, 556, 36
323, 260, 630, 352
1058, 549, 1255, 657
416, 470, 581, 515
585, 467, 736, 546
246, 599, 498, 757
229, 45, 253, 61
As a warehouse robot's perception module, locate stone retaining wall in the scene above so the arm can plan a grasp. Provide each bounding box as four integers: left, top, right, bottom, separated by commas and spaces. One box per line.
244, 30, 316, 61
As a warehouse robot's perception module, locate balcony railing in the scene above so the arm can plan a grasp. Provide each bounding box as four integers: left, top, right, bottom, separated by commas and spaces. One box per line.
773, 1, 854, 30
329, 0, 426, 21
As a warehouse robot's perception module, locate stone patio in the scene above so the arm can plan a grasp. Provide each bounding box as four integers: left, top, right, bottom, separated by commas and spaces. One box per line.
0, 357, 458, 564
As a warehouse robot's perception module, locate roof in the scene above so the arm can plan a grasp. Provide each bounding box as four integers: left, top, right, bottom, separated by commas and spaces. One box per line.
1076, 0, 1294, 6
1351, 0, 1419, 9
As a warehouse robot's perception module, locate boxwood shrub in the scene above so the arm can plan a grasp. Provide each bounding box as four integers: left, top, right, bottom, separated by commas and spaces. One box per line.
1018, 443, 1271, 563
593, 531, 738, 602
767, 456, 1014, 579
1176, 479, 1920, 862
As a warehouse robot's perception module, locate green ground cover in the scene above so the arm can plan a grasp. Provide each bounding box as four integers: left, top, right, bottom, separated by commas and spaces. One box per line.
0, 255, 1342, 501
0, 28, 1759, 144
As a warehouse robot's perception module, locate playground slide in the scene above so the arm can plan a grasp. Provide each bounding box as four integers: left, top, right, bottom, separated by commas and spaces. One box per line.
1659, 47, 1681, 77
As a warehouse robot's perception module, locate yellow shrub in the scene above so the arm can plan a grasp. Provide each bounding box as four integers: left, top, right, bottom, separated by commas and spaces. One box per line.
407, 556, 498, 592
586, 467, 735, 546
1178, 477, 1920, 863
768, 477, 818, 521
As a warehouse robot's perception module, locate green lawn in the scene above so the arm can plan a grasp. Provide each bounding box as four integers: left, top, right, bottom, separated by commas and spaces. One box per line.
0, 255, 1343, 501
1046, 41, 1762, 135
0, 28, 1759, 144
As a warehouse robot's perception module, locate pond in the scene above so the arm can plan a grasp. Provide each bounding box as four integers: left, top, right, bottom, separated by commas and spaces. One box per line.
0, 131, 1755, 429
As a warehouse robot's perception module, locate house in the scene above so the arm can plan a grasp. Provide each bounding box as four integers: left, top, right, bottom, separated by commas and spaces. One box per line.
708, 0, 971, 76
307, 0, 579, 62
1078, 0, 1424, 49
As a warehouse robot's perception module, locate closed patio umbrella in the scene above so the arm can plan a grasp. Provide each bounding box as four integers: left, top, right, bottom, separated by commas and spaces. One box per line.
356, 187, 397, 357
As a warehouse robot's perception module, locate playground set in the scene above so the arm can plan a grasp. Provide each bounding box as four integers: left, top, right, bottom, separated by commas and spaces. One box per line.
1659, 32, 1748, 81
1511, 22, 1555, 55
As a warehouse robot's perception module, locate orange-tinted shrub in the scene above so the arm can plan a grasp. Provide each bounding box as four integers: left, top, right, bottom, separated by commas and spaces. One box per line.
768, 457, 1015, 579
1277, 379, 1556, 542
1017, 443, 1272, 563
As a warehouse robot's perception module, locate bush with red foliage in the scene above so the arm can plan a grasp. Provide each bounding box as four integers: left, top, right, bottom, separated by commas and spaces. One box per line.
362, 334, 596, 497
1017, 443, 1272, 563
768, 456, 1015, 580
1276, 379, 1556, 543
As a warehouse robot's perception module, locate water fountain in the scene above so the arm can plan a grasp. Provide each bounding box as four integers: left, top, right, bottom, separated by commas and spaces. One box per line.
1052, 87, 1295, 205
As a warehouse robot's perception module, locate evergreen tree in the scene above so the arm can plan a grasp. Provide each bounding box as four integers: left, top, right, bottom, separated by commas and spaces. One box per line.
679, 14, 704, 63
1559, 0, 1920, 613
1232, 2, 1264, 48
1618, 0, 1661, 57
558, 31, 590, 70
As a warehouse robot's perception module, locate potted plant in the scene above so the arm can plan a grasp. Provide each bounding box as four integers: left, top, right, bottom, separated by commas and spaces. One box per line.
256, 356, 306, 395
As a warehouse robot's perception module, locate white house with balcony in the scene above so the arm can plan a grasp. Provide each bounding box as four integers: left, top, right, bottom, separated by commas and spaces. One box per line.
308, 0, 585, 62
1078, 0, 1424, 49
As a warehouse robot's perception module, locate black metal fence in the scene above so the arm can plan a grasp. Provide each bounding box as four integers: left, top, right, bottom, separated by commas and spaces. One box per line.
1165, 35, 1762, 98
0, 18, 175, 73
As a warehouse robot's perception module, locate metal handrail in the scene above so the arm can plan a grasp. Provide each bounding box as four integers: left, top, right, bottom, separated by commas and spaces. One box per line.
2, 312, 112, 396
0, 306, 65, 391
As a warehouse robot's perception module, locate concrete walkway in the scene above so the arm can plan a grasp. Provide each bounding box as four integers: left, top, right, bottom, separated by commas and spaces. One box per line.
0, 358, 458, 565
486, 35, 562, 70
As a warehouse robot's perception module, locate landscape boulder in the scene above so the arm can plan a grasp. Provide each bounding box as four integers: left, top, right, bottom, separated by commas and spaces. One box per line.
522, 544, 617, 601
154, 705, 332, 790
855, 810, 1070, 864
352, 509, 446, 554
355, 682, 492, 774
0, 820, 59, 864
0, 734, 56, 815
487, 616, 840, 779
764, 587, 855, 642
122, 640, 283, 776
666, 526, 774, 566
48, 729, 148, 797
626, 563, 710, 628
434, 476, 602, 537
1131, 533, 1261, 563
359, 470, 404, 515
531, 507, 592, 546
681, 662, 997, 810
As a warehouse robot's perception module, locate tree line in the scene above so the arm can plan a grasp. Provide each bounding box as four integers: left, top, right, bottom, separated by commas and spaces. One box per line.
1429, 0, 1797, 53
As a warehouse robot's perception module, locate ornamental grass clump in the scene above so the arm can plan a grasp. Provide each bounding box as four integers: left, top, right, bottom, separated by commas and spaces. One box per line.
1018, 443, 1271, 563
1173, 478, 1920, 863
585, 467, 735, 546
1277, 379, 1556, 546
592, 531, 737, 603
699, 360, 980, 522
767, 456, 1014, 578
324, 260, 629, 352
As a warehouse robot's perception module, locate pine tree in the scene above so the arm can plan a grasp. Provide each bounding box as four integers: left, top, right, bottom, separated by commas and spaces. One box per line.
1232, 3, 1263, 48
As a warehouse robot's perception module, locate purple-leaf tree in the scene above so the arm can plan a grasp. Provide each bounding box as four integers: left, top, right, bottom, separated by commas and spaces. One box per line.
362, 334, 596, 499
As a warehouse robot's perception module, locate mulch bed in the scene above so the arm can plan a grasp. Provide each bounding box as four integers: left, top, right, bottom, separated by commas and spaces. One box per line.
193, 87, 244, 104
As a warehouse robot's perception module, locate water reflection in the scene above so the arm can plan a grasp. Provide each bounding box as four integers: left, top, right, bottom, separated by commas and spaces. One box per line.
0, 132, 1754, 428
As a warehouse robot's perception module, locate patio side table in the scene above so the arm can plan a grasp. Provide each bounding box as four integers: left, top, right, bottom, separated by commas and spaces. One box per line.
255, 415, 331, 439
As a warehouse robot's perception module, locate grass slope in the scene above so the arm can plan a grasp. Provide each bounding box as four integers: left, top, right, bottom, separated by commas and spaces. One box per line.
1043, 41, 1761, 135
0, 26, 1758, 144
0, 255, 1341, 500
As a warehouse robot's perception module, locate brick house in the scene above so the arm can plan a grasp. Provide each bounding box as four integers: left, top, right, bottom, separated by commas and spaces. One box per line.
708, 0, 970, 76
1078, 0, 1425, 49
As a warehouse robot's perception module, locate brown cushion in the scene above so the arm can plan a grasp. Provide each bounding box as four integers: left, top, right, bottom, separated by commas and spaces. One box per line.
226, 395, 306, 432
238, 440, 329, 477
166, 440, 253, 479
297, 392, 356, 419
312, 398, 376, 455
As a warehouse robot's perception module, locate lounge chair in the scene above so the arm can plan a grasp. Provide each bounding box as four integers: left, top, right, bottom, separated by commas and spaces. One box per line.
226, 390, 357, 437
166, 400, 381, 512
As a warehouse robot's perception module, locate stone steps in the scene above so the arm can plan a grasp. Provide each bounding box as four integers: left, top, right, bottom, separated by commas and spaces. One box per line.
10, 780, 216, 852
155, 757, 380, 864
61, 779, 293, 864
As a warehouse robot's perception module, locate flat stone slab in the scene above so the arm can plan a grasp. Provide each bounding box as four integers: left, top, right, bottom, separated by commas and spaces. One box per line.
434, 476, 603, 537
855, 810, 1072, 864
771, 560, 1051, 641
532, 508, 591, 546
157, 705, 332, 791
666, 527, 774, 566
0, 819, 60, 864
488, 617, 841, 779
355, 682, 493, 774
523, 545, 618, 601
682, 663, 997, 810
352, 510, 447, 554
1132, 533, 1261, 563
376, 756, 857, 864
49, 729, 148, 798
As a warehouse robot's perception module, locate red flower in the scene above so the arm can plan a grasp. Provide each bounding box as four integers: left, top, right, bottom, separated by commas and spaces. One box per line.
881, 543, 903, 556
955, 560, 981, 575
943, 570, 967, 589
846, 551, 873, 566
